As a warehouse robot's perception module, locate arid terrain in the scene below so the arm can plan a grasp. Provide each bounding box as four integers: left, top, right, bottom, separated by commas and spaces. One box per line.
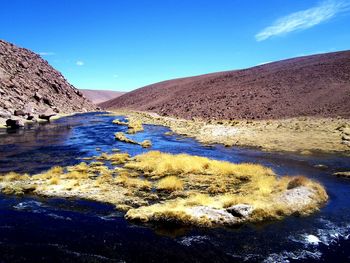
0, 40, 96, 127
101, 51, 350, 120
80, 89, 125, 104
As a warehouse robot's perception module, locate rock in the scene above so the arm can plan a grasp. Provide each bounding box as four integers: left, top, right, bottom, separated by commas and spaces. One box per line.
188, 206, 240, 225
2, 100, 12, 110
342, 135, 350, 141
14, 110, 26, 116
275, 186, 316, 210
33, 92, 42, 101
23, 103, 34, 115
333, 171, 350, 178
38, 108, 56, 121
6, 118, 24, 129
226, 204, 253, 218
343, 128, 350, 136
0, 109, 11, 119
43, 97, 53, 106
52, 107, 60, 113
19, 61, 29, 68
342, 140, 350, 147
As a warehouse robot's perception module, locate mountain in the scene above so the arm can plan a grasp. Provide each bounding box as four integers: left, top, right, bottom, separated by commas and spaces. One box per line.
0, 40, 96, 125
101, 51, 350, 120
80, 89, 125, 104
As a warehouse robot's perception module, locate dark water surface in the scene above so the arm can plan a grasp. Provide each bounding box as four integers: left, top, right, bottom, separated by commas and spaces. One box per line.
0, 112, 350, 262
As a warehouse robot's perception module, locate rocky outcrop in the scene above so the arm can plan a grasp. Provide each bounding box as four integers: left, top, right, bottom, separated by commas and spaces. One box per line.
0, 40, 96, 127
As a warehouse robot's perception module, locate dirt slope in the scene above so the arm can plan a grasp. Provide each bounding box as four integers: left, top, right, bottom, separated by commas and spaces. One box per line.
80, 89, 125, 104
0, 40, 96, 124
101, 51, 350, 120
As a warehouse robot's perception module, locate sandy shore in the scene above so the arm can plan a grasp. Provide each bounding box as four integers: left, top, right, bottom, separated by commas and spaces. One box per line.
110, 110, 350, 154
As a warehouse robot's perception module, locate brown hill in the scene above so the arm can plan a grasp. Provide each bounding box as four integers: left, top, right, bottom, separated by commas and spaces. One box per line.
0, 40, 96, 125
80, 89, 125, 104
101, 51, 350, 120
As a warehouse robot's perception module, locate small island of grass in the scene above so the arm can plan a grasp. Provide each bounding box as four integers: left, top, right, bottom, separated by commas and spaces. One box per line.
0, 151, 328, 227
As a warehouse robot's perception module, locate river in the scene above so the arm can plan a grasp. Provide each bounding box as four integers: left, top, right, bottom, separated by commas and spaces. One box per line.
0, 112, 349, 262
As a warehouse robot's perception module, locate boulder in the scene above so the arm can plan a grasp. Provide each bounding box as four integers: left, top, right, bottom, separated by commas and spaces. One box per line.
6, 118, 25, 129
33, 92, 42, 101
19, 61, 29, 68
52, 107, 60, 113
226, 204, 254, 218
43, 97, 53, 106
38, 108, 56, 121
14, 110, 26, 116
188, 206, 241, 225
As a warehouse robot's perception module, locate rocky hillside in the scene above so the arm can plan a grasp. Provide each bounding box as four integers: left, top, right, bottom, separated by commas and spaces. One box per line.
101, 51, 350, 120
80, 89, 125, 104
0, 40, 96, 126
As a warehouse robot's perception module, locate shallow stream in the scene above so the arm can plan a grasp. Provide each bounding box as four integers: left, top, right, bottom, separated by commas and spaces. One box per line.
0, 112, 350, 262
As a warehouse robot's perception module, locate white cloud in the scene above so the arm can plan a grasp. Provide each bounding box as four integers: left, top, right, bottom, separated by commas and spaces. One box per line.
76, 60, 84, 66
113, 74, 119, 78
255, 0, 350, 41
39, 52, 55, 56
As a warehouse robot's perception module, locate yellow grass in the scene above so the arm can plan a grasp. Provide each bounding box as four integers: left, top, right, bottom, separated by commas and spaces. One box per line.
0, 150, 328, 227
48, 177, 60, 185
140, 140, 152, 148
0, 172, 25, 182
157, 176, 184, 191
115, 132, 139, 144
115, 132, 152, 148
115, 174, 152, 190
126, 120, 144, 134
112, 119, 128, 125
125, 151, 274, 178
113, 119, 144, 134
96, 152, 130, 164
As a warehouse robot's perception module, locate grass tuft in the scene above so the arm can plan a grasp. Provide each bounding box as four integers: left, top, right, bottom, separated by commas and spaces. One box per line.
140, 140, 152, 148
157, 176, 184, 191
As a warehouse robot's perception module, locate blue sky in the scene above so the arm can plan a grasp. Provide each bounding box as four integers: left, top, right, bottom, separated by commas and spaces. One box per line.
1, 0, 349, 91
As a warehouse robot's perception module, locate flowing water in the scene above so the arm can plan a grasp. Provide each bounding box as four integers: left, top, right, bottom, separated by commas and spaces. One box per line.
0, 112, 350, 262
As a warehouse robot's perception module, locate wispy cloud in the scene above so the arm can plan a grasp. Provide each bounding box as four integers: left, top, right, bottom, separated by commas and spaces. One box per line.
113, 74, 119, 78
76, 60, 84, 66
255, 0, 350, 41
39, 51, 55, 56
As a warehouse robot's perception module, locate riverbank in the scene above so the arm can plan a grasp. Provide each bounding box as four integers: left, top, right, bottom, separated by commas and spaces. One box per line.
108, 110, 350, 155
0, 112, 86, 129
